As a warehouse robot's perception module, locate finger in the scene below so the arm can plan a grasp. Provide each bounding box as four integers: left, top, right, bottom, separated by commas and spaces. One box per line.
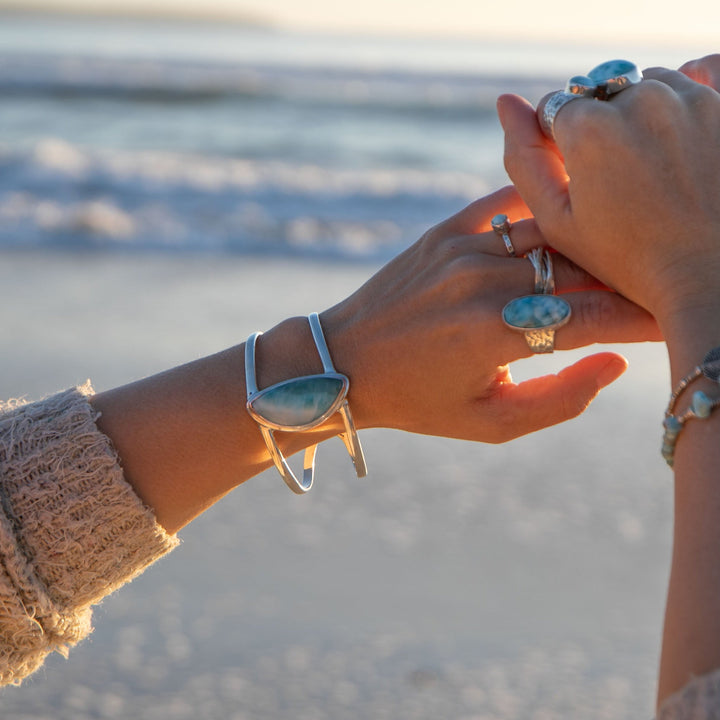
439, 185, 533, 237
501, 289, 661, 362
642, 66, 708, 93
496, 93, 573, 244
475, 217, 550, 258
555, 290, 662, 348
483, 352, 628, 441
679, 55, 720, 91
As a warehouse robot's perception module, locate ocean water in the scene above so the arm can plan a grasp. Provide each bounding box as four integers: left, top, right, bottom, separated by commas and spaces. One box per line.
0, 14, 704, 260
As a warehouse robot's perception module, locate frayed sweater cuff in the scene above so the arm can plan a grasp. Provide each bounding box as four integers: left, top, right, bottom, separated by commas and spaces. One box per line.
0, 382, 178, 685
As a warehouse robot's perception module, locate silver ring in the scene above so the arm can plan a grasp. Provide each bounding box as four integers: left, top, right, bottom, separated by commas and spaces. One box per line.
542, 60, 643, 140
526, 248, 555, 295
539, 91, 583, 140
491, 213, 516, 257
582, 59, 643, 101
502, 294, 571, 354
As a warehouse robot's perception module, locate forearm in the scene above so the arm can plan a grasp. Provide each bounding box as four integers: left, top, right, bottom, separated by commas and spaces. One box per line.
90, 315, 348, 534
657, 305, 720, 706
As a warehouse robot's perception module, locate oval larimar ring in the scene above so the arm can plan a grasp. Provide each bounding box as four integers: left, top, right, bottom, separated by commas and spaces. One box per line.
539, 91, 583, 141
584, 59, 642, 101
506, 247, 563, 352
491, 213, 516, 257
502, 294, 571, 353
565, 60, 643, 101
541, 60, 643, 140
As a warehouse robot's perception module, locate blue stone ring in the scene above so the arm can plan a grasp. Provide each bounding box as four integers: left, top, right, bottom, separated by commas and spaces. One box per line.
502, 294, 572, 354
245, 312, 367, 493
541, 59, 643, 140
503, 247, 570, 353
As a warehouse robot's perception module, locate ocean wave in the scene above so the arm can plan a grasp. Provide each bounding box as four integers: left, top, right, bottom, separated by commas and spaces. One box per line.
0, 52, 557, 115
0, 139, 496, 257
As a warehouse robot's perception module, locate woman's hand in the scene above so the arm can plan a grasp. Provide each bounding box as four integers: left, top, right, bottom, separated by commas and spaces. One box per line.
93, 186, 659, 534
497, 64, 720, 344
498, 60, 720, 707
318, 186, 659, 443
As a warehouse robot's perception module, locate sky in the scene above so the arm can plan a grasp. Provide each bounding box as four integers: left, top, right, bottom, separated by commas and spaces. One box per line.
2, 0, 720, 45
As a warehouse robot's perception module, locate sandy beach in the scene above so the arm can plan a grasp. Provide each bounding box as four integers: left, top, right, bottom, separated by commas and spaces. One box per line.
0, 251, 673, 718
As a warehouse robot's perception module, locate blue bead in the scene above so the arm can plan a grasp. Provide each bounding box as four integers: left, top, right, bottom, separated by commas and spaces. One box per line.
663, 416, 682, 432
691, 391, 714, 419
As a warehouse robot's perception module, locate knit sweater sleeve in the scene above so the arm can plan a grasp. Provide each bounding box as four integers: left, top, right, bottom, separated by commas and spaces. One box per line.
0, 382, 179, 686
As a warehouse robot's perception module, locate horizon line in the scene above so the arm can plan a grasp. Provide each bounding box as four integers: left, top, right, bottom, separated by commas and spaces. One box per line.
0, 3, 714, 47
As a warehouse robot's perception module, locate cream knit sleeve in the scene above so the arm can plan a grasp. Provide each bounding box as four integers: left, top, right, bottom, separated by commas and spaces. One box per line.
0, 382, 179, 686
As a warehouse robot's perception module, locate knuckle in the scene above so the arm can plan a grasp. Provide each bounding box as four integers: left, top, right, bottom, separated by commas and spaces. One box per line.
575, 293, 616, 330
439, 254, 483, 298
686, 81, 720, 110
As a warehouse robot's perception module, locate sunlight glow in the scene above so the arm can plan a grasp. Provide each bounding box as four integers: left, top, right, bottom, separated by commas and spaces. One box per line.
2, 0, 719, 45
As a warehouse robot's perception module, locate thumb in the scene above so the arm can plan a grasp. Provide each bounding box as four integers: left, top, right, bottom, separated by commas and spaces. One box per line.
485, 352, 628, 441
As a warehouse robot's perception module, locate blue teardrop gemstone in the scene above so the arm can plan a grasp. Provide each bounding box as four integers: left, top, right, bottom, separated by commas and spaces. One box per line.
250, 374, 348, 428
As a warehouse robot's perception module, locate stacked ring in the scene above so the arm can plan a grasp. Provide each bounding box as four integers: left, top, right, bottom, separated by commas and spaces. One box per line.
502, 249, 570, 354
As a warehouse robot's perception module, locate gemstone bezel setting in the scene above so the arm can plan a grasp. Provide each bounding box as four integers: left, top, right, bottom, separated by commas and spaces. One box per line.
247, 372, 349, 432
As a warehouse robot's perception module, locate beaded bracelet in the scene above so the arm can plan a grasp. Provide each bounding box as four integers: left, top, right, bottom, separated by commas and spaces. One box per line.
661, 345, 720, 467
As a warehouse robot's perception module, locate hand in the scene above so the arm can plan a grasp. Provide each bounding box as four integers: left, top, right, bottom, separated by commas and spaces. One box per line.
93, 187, 658, 534
498, 65, 720, 339
319, 186, 659, 443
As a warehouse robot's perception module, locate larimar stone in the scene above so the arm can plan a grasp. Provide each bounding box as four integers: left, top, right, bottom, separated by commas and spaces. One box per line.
663, 415, 682, 436
588, 60, 640, 83
250, 374, 347, 428
566, 75, 596, 96
502, 295, 571, 331
587, 60, 642, 97
691, 391, 713, 419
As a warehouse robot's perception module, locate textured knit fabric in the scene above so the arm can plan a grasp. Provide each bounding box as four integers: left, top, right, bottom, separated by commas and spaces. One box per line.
0, 383, 178, 686
658, 668, 720, 720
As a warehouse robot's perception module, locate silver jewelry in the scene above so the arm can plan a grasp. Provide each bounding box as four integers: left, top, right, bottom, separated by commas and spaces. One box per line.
491, 213, 516, 257
661, 344, 720, 467
526, 248, 555, 295
245, 312, 367, 494
502, 294, 571, 353
542, 60, 643, 140
580, 59, 643, 101
540, 91, 582, 141
504, 248, 566, 353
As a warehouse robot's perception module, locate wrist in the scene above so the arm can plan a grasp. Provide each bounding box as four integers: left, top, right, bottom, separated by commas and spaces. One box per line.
659, 301, 720, 385
250, 312, 365, 440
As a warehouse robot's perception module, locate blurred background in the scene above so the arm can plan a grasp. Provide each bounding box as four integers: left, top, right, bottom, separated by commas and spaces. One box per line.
0, 2, 715, 718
